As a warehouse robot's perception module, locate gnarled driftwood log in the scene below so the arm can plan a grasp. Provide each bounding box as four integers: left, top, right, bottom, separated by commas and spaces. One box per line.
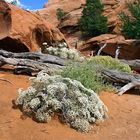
0, 50, 66, 66
120, 59, 140, 72
0, 49, 67, 75
0, 55, 64, 75
102, 69, 140, 95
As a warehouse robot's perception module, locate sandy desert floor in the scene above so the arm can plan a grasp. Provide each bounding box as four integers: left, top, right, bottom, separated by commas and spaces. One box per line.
0, 71, 140, 140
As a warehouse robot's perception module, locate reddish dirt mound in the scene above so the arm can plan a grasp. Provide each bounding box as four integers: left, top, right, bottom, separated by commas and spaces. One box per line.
0, 72, 140, 140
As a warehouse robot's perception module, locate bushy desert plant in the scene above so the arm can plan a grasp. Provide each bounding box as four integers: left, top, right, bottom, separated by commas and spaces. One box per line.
79, 0, 108, 36
120, 0, 140, 39
61, 56, 132, 93
45, 46, 85, 61
88, 56, 132, 73
15, 71, 108, 132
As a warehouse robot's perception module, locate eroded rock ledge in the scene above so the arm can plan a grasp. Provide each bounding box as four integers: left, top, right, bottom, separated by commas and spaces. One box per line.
0, 0, 66, 52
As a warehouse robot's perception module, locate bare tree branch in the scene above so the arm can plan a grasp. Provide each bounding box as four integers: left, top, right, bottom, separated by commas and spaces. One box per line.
102, 69, 140, 95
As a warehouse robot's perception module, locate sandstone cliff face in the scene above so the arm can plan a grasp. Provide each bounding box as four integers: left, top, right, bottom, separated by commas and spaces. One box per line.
78, 34, 140, 59
40, 0, 126, 33
0, 0, 66, 52
37, 0, 85, 27
37, 0, 128, 50
40, 0, 140, 59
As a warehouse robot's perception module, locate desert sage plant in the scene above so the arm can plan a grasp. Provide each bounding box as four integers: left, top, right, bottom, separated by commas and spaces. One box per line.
15, 71, 108, 132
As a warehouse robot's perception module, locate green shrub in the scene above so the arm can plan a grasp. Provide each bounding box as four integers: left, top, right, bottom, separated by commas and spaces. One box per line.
79, 0, 108, 36
56, 8, 67, 21
61, 56, 131, 93
11, 1, 17, 5
120, 0, 140, 39
88, 56, 132, 73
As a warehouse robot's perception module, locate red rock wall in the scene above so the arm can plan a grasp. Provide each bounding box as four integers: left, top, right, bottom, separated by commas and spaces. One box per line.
0, 0, 66, 52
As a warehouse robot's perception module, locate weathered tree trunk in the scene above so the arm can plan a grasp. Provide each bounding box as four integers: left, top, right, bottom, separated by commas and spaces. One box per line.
102, 69, 140, 95
120, 59, 140, 72
0, 55, 49, 70
0, 50, 66, 66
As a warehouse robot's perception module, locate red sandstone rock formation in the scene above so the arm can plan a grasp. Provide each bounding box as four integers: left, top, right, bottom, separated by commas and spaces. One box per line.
37, 0, 128, 49
2, 0, 138, 59
39, 0, 126, 34
41, 0, 85, 27
0, 0, 66, 52
78, 34, 140, 59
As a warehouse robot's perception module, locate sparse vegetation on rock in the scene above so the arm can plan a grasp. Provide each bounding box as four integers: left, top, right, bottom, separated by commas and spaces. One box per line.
56, 8, 67, 21
79, 0, 108, 36
15, 71, 108, 132
120, 0, 140, 39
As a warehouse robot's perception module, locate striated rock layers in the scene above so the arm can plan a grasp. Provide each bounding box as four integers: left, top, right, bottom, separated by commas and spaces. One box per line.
40, 0, 125, 33
39, 0, 86, 27
38, 0, 140, 59
0, 0, 66, 52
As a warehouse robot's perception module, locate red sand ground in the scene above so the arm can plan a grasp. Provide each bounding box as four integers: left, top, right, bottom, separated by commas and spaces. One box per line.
0, 72, 140, 140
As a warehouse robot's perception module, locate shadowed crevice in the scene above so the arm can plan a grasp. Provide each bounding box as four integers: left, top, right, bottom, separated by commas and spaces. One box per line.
0, 37, 29, 52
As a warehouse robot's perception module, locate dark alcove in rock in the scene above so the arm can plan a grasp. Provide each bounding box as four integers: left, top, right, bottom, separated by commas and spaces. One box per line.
0, 37, 29, 52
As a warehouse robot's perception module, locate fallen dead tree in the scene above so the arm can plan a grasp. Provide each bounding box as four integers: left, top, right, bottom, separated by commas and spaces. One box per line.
0, 55, 64, 75
0, 55, 49, 70
102, 69, 140, 95
0, 49, 68, 75
0, 50, 66, 66
120, 59, 140, 72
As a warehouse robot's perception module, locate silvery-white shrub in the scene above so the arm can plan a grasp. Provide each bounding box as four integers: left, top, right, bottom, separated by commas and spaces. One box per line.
45, 46, 85, 61
15, 71, 108, 132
